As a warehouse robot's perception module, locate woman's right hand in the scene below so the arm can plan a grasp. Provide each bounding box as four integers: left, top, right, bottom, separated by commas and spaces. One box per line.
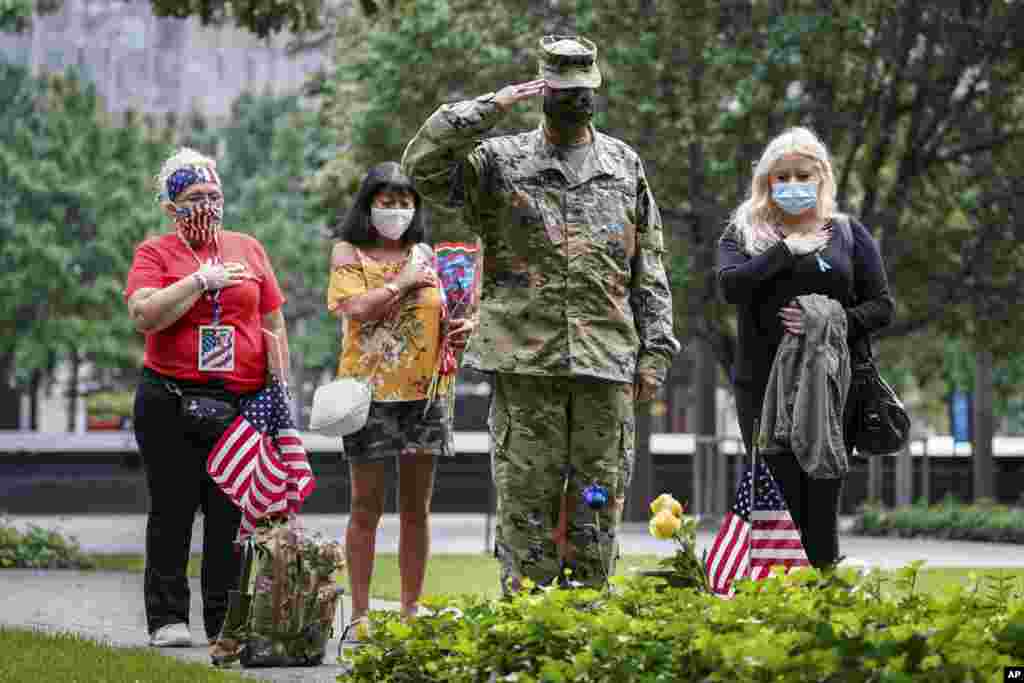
196, 260, 247, 291
394, 264, 437, 293
784, 225, 832, 256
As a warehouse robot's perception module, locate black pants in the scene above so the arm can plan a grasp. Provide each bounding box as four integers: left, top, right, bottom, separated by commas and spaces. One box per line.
735, 385, 842, 569
133, 371, 243, 639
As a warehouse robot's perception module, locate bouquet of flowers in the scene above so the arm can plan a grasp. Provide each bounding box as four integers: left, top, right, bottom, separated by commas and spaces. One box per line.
426, 240, 482, 407
644, 493, 710, 592
211, 518, 345, 667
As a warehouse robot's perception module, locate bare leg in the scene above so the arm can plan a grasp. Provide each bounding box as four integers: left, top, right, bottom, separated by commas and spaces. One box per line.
345, 461, 388, 620
397, 450, 436, 617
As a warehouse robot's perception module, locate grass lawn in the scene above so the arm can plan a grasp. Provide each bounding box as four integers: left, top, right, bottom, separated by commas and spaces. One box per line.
88, 553, 1024, 602
0, 627, 250, 683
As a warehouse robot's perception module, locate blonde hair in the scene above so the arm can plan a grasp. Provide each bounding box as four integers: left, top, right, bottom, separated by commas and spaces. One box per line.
154, 147, 218, 207
727, 127, 837, 255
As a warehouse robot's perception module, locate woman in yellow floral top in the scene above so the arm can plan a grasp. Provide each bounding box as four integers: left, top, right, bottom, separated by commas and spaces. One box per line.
327, 162, 473, 643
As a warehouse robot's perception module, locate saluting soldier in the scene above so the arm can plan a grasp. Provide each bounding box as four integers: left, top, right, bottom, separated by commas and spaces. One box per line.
403, 35, 679, 592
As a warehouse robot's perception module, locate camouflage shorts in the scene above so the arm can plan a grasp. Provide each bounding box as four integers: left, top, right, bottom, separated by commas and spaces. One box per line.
489, 373, 635, 594
342, 399, 449, 462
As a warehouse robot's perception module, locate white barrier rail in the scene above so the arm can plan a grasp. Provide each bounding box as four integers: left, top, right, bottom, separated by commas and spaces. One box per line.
0, 430, 491, 455
649, 433, 1024, 457
1, 430, 1023, 457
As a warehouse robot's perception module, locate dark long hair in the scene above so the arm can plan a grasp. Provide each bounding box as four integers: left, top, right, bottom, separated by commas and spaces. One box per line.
335, 161, 427, 246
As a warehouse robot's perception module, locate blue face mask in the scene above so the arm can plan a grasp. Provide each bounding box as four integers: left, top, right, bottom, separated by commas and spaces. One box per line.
772, 181, 818, 215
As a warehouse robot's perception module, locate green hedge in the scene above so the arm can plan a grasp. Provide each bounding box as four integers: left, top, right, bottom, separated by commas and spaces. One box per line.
853, 497, 1024, 544
340, 564, 1023, 682
0, 518, 95, 569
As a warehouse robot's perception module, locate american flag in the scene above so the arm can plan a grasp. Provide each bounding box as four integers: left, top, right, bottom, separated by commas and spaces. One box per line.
704, 460, 809, 595
206, 379, 315, 540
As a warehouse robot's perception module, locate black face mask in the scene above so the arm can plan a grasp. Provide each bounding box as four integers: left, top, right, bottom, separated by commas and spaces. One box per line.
543, 87, 595, 130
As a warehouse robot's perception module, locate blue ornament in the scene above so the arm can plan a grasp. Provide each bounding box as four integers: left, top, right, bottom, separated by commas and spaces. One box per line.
582, 484, 609, 510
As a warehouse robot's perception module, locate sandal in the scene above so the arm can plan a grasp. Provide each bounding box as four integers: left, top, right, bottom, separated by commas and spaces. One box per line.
338, 616, 371, 651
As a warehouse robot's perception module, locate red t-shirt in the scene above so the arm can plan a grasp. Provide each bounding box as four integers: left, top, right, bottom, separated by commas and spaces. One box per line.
124, 230, 286, 393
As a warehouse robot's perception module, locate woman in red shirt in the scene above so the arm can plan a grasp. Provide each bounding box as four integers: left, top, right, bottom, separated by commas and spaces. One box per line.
124, 147, 289, 648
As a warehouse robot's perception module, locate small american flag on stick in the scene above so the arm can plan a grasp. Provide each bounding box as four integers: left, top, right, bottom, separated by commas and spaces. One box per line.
206, 378, 314, 541
705, 431, 808, 595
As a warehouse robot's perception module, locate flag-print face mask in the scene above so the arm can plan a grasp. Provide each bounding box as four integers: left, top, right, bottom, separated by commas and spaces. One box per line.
165, 165, 224, 245
174, 201, 223, 245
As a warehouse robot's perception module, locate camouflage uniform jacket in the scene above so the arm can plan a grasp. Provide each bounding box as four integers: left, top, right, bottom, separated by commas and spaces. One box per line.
403, 94, 680, 384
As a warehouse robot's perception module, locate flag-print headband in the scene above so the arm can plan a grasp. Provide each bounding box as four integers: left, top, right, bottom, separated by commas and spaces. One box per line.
163, 165, 221, 202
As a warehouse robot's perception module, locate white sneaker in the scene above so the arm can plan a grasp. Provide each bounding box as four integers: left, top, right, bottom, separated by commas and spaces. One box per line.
150, 622, 193, 647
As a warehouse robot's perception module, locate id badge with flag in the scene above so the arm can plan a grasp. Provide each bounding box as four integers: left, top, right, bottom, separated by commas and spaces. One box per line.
199, 325, 236, 372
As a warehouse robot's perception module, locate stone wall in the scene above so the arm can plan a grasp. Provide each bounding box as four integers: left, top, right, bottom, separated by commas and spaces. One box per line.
0, 0, 330, 119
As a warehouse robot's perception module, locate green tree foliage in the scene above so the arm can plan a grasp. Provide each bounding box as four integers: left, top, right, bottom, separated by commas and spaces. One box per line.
0, 0, 60, 34
0, 63, 169, 426
147, 0, 403, 40
316, 0, 1024, 376
314, 0, 553, 237
149, 0, 327, 38
0, 0, 33, 33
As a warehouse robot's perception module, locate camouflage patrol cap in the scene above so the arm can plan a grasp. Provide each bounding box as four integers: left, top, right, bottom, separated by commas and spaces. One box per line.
538, 35, 602, 89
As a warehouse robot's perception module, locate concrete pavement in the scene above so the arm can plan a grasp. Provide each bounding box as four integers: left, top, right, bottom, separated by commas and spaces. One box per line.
0, 569, 389, 682
6, 512, 1024, 568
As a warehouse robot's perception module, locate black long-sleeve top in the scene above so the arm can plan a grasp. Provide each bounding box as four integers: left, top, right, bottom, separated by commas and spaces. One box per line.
717, 215, 895, 405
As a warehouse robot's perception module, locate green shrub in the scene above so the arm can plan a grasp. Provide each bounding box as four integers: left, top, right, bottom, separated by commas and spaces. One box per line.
852, 498, 1024, 543
0, 518, 95, 570
339, 563, 1024, 682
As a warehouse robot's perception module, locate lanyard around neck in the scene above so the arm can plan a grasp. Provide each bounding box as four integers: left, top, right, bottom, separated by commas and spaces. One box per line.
178, 232, 224, 324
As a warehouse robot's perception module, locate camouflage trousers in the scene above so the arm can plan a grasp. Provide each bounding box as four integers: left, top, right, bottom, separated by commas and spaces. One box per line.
489, 373, 635, 594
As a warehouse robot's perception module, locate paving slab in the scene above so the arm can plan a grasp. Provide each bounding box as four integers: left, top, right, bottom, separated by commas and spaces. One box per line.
0, 569, 394, 683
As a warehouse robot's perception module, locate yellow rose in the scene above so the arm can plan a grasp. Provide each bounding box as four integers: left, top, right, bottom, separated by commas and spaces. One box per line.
649, 509, 682, 540
649, 493, 683, 518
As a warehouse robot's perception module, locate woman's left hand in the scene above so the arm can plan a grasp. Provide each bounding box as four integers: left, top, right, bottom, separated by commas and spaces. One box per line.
447, 318, 477, 350
778, 302, 805, 335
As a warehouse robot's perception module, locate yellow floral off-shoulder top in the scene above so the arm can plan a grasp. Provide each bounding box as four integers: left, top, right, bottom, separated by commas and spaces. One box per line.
326, 246, 443, 402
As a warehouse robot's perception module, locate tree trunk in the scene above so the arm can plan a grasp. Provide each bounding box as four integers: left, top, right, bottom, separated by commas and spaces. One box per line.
67, 350, 80, 433
0, 351, 19, 429
626, 399, 654, 522
972, 349, 995, 501
29, 368, 41, 430
692, 338, 719, 515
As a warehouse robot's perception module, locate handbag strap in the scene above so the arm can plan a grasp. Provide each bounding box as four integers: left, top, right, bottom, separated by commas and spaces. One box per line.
833, 214, 876, 365
353, 246, 405, 383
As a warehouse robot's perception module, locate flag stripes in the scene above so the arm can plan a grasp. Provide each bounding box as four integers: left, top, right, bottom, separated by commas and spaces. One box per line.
207, 381, 315, 541
704, 460, 809, 596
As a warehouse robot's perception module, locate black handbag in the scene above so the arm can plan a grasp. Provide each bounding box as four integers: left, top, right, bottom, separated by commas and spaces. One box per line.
846, 359, 910, 455
166, 381, 239, 444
